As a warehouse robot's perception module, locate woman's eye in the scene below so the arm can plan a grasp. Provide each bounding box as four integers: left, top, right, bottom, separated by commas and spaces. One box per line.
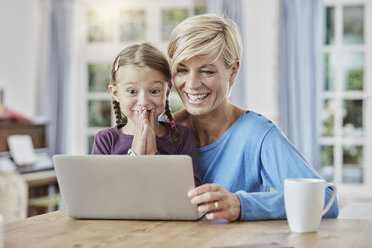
201, 70, 215, 75
176, 68, 188, 73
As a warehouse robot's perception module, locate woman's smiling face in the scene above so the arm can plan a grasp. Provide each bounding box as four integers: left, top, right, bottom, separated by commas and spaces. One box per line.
173, 55, 237, 117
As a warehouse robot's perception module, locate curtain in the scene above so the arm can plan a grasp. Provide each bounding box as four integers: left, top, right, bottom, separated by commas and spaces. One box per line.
207, 0, 246, 109
279, 0, 323, 170
46, 0, 74, 155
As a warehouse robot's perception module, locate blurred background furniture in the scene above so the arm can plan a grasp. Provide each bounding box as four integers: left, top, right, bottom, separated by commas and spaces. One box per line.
23, 170, 59, 216
339, 202, 372, 220
0, 121, 46, 152
0, 171, 28, 222
0, 120, 60, 217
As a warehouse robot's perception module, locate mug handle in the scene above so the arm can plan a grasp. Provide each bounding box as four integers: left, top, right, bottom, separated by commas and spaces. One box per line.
322, 183, 337, 216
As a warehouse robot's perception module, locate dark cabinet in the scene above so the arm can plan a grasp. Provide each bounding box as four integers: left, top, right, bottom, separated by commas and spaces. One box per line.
0, 121, 46, 152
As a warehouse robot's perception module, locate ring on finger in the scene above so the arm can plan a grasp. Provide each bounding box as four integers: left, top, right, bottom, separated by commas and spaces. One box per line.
214, 201, 219, 210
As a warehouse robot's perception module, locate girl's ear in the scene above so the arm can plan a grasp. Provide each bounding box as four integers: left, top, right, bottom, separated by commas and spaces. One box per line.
109, 85, 120, 102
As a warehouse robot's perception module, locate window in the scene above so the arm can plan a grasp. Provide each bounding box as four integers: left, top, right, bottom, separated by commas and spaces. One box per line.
320, 0, 371, 196
67, 0, 206, 154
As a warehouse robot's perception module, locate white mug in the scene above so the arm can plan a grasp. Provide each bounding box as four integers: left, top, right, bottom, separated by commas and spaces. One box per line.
284, 178, 337, 233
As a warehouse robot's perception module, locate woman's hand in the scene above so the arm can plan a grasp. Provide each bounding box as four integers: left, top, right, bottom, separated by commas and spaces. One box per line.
131, 107, 157, 155
188, 183, 241, 221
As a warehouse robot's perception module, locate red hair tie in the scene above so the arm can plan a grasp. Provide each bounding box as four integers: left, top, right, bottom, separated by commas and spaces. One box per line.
170, 120, 176, 129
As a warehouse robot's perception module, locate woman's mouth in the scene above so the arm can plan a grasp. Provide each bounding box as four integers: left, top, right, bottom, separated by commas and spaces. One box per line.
186, 93, 209, 104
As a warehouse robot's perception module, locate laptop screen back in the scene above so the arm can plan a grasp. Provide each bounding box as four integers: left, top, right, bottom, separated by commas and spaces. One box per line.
53, 155, 199, 220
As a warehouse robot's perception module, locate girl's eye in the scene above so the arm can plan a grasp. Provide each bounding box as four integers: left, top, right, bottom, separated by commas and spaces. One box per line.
150, 89, 160, 94
127, 89, 137, 94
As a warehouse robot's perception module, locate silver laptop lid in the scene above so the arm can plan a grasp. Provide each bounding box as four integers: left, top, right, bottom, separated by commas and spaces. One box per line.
53, 155, 199, 220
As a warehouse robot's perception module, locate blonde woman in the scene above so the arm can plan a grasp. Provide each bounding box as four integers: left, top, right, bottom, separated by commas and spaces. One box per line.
168, 14, 338, 221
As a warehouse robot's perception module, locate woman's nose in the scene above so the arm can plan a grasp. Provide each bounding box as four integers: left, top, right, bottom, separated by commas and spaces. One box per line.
187, 71, 202, 90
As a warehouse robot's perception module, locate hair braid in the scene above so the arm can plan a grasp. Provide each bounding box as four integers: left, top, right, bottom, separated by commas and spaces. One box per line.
164, 99, 179, 143
112, 99, 124, 125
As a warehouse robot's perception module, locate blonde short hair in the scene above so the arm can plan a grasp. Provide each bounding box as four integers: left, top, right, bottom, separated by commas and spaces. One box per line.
167, 14, 242, 76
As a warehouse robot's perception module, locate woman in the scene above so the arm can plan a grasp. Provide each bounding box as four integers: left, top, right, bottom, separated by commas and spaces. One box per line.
167, 14, 338, 221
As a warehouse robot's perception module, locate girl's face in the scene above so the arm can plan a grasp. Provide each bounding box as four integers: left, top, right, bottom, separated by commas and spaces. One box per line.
173, 55, 239, 117
109, 65, 169, 125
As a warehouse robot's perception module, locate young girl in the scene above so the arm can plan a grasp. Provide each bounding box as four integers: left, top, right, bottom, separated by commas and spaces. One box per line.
91, 43, 201, 186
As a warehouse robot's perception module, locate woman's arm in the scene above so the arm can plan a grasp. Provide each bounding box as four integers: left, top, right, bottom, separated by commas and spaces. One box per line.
237, 126, 338, 220
188, 126, 339, 221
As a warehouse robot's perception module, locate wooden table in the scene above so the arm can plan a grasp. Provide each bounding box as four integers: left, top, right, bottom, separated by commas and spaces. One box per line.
5, 210, 372, 248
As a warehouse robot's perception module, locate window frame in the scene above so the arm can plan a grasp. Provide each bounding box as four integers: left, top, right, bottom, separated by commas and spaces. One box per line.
321, 0, 372, 197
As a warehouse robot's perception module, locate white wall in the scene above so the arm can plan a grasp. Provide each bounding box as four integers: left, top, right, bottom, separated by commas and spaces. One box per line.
242, 0, 280, 124
0, 0, 40, 118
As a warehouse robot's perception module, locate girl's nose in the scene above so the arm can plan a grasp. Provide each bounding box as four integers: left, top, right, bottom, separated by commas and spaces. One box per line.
137, 92, 149, 107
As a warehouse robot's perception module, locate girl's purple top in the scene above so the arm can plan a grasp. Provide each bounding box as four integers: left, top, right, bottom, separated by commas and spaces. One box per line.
91, 121, 201, 186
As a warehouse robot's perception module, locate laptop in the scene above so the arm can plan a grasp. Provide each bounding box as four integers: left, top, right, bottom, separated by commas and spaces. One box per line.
52, 154, 201, 220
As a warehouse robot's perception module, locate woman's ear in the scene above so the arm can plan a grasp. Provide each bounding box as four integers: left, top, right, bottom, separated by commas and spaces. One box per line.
108, 85, 120, 102
229, 61, 240, 83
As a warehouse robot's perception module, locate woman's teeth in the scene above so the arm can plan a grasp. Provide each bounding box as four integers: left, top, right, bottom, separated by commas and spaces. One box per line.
187, 93, 208, 102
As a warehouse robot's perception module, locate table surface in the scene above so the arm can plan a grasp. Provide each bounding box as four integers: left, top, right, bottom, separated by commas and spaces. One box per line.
5, 210, 372, 248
